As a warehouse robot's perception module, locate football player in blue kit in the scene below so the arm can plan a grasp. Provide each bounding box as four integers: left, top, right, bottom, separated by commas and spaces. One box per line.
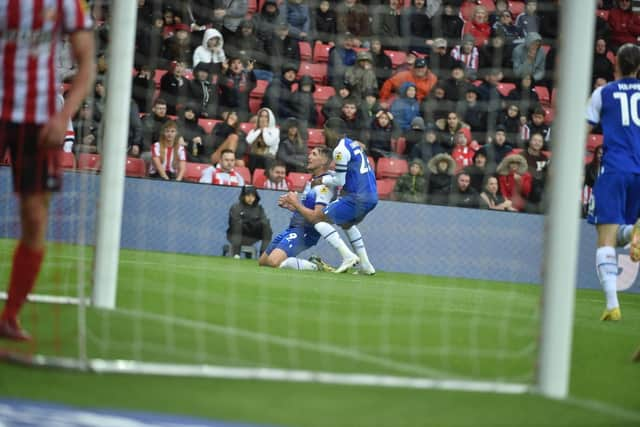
281, 118, 378, 275
259, 146, 337, 271
586, 43, 640, 321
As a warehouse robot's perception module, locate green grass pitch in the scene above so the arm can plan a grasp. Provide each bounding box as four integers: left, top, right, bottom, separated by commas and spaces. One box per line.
0, 239, 639, 426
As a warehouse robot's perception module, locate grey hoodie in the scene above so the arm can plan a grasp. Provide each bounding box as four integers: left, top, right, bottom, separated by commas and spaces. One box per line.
511, 32, 546, 82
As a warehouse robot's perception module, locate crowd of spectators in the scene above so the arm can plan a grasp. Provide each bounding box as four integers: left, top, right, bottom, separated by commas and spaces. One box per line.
49, 0, 639, 215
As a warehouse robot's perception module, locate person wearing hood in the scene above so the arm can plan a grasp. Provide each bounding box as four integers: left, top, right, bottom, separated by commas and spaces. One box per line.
178, 104, 210, 163
496, 153, 532, 211
393, 158, 427, 204
193, 28, 227, 69
511, 31, 546, 82
159, 60, 189, 116
262, 65, 298, 121
226, 186, 273, 258
188, 62, 218, 119
293, 75, 318, 127
246, 107, 280, 172
390, 82, 420, 133
426, 153, 456, 206
345, 51, 378, 100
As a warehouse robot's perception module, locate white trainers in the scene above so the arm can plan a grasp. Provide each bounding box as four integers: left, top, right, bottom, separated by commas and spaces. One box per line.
354, 263, 376, 276
334, 255, 360, 273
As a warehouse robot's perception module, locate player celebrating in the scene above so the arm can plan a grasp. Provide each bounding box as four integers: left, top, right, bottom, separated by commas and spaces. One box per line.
281, 117, 378, 274
259, 146, 336, 271
586, 43, 640, 321
0, 0, 95, 340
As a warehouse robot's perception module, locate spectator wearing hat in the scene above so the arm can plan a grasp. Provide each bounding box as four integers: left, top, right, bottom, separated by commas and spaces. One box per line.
390, 82, 420, 132
401, 0, 434, 55
462, 5, 491, 47
410, 121, 447, 164
379, 57, 439, 105
345, 51, 378, 100
322, 80, 353, 120
372, 0, 405, 51
262, 65, 298, 121
426, 153, 456, 206
431, 1, 464, 49
279, 0, 312, 41
292, 75, 319, 127
218, 56, 257, 122
265, 21, 301, 77
193, 28, 227, 70
405, 116, 426, 155
162, 23, 194, 67
442, 60, 474, 103
226, 185, 273, 258
188, 62, 218, 119
327, 32, 357, 86
313, 0, 338, 45
450, 35, 480, 80
179, 104, 210, 163
511, 31, 546, 82
428, 38, 456, 80
360, 88, 384, 127
160, 61, 189, 116
369, 38, 394, 88
335, 0, 371, 45
393, 158, 428, 203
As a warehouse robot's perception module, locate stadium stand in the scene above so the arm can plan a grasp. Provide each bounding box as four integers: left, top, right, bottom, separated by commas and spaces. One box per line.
125, 157, 146, 178
376, 158, 408, 179
77, 153, 101, 172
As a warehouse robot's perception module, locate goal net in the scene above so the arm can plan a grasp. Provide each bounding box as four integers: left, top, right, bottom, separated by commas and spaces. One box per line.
0, 0, 596, 398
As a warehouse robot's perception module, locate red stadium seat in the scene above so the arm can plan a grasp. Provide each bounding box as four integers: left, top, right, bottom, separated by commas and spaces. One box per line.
391, 137, 406, 155
508, 0, 525, 17
307, 128, 325, 147
376, 178, 396, 200
496, 82, 516, 97
239, 122, 255, 134
250, 79, 269, 99
58, 151, 75, 170
384, 50, 407, 69
184, 162, 209, 182
534, 85, 550, 106
313, 42, 332, 63
247, 0, 258, 14
596, 9, 609, 20
198, 118, 221, 135
249, 97, 262, 114
125, 157, 146, 178
297, 62, 327, 85
236, 166, 252, 184
376, 157, 408, 179
586, 134, 603, 153
299, 41, 312, 62
313, 85, 335, 106
77, 153, 101, 172
288, 172, 312, 191
253, 168, 266, 186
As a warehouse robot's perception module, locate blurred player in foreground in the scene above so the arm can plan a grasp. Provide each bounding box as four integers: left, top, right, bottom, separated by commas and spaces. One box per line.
0, 0, 95, 341
586, 43, 640, 322
259, 146, 336, 271
281, 118, 378, 274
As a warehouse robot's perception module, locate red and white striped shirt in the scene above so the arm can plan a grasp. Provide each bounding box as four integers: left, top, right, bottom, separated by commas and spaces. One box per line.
0, 0, 93, 124
149, 142, 186, 175
199, 165, 245, 187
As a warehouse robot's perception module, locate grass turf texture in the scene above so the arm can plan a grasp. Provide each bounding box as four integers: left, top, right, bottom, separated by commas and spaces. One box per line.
0, 239, 639, 426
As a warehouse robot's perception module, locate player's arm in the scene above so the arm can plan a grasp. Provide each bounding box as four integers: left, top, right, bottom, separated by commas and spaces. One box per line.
280, 192, 325, 223
321, 142, 350, 187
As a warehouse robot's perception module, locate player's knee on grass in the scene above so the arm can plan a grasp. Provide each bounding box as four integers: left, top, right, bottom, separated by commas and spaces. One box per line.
258, 249, 287, 268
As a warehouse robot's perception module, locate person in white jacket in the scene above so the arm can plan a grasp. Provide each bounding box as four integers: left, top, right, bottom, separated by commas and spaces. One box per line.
192, 28, 227, 69
246, 107, 279, 172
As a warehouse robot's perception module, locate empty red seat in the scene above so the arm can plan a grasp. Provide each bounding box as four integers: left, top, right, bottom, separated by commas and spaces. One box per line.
184, 162, 209, 182
313, 85, 335, 106
376, 157, 408, 179
586, 134, 603, 153
496, 82, 516, 97
77, 153, 101, 172
307, 128, 325, 147
297, 62, 327, 85
198, 118, 221, 134
249, 97, 262, 114
384, 50, 407, 69
298, 41, 312, 62
391, 137, 406, 155
534, 85, 550, 106
508, 0, 525, 17
239, 122, 255, 134
250, 79, 269, 99
313, 42, 331, 63
376, 178, 396, 200
252, 168, 266, 186
236, 166, 252, 184
125, 157, 146, 177
288, 172, 312, 191
58, 151, 75, 169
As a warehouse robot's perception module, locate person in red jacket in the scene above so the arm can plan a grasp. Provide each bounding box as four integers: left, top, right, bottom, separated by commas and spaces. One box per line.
462, 5, 492, 47
450, 127, 479, 172
379, 58, 438, 105
607, 0, 640, 50
496, 153, 532, 211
